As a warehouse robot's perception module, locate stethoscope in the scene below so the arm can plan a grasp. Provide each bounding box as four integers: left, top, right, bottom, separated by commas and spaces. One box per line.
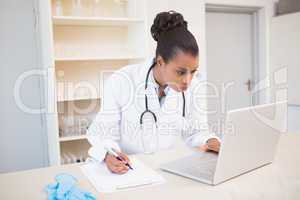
139, 60, 186, 126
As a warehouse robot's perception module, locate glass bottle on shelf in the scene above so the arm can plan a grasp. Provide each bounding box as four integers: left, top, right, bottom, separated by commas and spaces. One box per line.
130, 0, 137, 18
67, 153, 77, 164
125, 0, 137, 18
79, 154, 86, 163
55, 0, 64, 16
86, 0, 96, 17
72, 0, 82, 16
93, 0, 101, 17
62, 115, 76, 137
61, 154, 66, 164
114, 0, 128, 18
63, 153, 72, 164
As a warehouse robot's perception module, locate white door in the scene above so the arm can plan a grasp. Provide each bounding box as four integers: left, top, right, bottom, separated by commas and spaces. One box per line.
205, 10, 255, 135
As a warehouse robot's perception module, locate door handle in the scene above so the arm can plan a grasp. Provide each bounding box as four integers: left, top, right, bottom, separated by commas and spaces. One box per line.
245, 79, 251, 91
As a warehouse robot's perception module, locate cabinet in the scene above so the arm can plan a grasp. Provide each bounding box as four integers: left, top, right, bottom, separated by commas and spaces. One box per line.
49, 0, 147, 164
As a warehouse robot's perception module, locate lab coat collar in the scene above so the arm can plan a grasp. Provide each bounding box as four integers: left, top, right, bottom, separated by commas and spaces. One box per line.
138, 58, 167, 92
138, 58, 154, 78
148, 68, 170, 97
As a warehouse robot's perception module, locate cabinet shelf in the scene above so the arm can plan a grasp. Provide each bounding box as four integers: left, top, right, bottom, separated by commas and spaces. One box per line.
59, 135, 87, 142
53, 16, 144, 26
57, 95, 101, 102
55, 55, 144, 62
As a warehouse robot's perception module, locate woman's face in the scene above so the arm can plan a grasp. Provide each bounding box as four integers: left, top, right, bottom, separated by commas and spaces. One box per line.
157, 52, 199, 92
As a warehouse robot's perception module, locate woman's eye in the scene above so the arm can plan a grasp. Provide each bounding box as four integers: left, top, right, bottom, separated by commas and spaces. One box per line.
177, 71, 186, 76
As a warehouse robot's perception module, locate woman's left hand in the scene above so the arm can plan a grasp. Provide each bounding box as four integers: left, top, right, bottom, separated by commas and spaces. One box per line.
200, 138, 220, 153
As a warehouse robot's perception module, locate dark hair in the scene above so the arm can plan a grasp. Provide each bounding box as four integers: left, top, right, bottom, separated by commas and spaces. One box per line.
151, 11, 199, 63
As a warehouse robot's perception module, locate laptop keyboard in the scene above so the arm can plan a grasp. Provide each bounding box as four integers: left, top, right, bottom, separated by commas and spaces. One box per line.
176, 153, 217, 173
161, 152, 218, 181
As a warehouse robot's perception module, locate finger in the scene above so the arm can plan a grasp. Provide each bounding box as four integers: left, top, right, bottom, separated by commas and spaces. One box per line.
117, 152, 130, 164
107, 154, 121, 164
207, 140, 220, 148
113, 169, 124, 174
208, 141, 217, 147
113, 160, 128, 168
107, 159, 128, 174
120, 168, 129, 174
207, 143, 216, 150
108, 165, 120, 173
111, 164, 126, 174
208, 146, 217, 152
118, 165, 129, 172
207, 138, 218, 145
108, 157, 126, 168
110, 155, 122, 163
215, 144, 220, 152
112, 162, 128, 174
199, 144, 209, 152
106, 157, 119, 167
115, 165, 128, 173
107, 159, 123, 169
118, 169, 129, 175
208, 144, 220, 152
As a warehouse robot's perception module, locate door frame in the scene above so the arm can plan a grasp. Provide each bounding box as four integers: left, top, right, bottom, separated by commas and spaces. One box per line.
205, 3, 270, 106
35, 0, 61, 166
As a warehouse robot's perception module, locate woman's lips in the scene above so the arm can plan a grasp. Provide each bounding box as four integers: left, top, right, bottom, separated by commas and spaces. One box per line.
180, 86, 188, 91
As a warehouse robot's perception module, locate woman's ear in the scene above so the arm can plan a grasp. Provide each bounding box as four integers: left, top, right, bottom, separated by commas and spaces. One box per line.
156, 55, 166, 67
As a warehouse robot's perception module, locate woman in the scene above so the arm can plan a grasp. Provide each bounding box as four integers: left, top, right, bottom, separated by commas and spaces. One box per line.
87, 11, 220, 174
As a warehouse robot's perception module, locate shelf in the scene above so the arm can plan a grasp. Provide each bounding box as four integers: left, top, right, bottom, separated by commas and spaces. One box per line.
55, 61, 123, 103
55, 55, 144, 62
57, 95, 101, 102
53, 16, 144, 26
59, 135, 87, 142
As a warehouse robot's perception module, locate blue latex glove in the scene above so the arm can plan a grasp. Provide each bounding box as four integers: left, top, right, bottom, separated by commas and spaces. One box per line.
45, 173, 96, 200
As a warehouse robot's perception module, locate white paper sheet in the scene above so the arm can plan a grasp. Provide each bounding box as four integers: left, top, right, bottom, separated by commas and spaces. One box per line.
80, 157, 166, 193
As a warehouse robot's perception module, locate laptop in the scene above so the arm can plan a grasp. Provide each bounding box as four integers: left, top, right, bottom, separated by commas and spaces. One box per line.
160, 102, 287, 185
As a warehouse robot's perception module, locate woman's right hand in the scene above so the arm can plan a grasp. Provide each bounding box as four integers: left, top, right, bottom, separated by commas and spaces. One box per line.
104, 152, 130, 174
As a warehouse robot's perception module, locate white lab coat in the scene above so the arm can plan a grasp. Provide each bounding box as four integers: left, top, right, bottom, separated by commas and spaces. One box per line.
87, 59, 219, 161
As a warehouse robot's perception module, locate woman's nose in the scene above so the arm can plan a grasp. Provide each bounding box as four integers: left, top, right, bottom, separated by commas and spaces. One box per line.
183, 73, 193, 84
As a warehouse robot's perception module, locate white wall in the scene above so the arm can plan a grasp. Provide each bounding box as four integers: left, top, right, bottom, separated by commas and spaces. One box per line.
270, 12, 300, 105
206, 0, 276, 6
0, 0, 49, 172
270, 12, 300, 132
288, 106, 300, 132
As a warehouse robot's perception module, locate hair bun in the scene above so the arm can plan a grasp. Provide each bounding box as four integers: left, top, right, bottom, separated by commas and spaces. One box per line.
151, 11, 188, 42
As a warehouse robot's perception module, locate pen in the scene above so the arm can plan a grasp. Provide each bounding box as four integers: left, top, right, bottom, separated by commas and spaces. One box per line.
105, 147, 133, 170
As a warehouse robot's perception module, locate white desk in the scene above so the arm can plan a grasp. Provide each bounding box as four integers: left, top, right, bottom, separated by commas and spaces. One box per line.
0, 133, 299, 200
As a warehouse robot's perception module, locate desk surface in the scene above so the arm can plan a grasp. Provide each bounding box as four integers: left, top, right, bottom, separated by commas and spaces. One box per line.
0, 133, 300, 200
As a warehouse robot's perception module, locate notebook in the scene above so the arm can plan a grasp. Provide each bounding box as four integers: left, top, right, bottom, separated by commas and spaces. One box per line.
80, 157, 166, 193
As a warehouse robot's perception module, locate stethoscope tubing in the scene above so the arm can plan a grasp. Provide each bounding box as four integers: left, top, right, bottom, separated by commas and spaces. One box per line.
139, 60, 185, 125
